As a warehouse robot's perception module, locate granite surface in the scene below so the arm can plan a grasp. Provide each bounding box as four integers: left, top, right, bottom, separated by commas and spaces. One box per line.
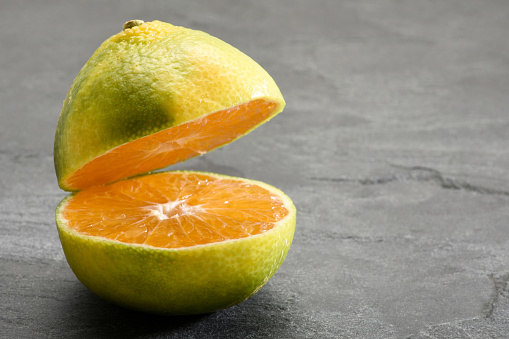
2, 1, 509, 338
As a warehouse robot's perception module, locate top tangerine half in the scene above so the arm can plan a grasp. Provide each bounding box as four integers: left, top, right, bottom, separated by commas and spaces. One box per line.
54, 20, 285, 191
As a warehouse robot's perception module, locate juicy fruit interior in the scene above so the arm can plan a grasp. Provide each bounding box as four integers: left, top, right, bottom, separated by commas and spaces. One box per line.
61, 172, 289, 249
62, 99, 278, 190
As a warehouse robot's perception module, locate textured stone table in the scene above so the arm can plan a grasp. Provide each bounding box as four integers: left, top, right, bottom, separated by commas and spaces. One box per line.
2, 1, 509, 338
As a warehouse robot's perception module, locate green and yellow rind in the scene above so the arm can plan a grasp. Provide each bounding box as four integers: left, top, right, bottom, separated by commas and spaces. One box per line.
54, 21, 285, 191
55, 171, 296, 315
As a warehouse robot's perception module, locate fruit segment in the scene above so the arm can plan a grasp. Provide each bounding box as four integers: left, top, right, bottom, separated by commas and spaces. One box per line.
62, 172, 289, 249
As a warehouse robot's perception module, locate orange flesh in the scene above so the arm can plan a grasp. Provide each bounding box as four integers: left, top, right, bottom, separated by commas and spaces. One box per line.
64, 99, 278, 190
62, 172, 289, 249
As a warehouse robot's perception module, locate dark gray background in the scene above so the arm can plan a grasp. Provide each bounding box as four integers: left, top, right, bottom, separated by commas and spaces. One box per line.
2, 1, 509, 338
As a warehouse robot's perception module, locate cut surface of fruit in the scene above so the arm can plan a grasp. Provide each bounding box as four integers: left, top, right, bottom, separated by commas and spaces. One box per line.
62, 99, 279, 191
60, 171, 291, 249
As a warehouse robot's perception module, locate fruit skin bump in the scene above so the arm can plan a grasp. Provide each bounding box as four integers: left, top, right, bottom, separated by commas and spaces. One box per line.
55, 171, 296, 315
54, 20, 285, 191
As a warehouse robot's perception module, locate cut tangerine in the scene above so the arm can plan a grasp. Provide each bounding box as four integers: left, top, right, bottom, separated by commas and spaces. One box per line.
54, 20, 285, 191
53, 20, 295, 315
56, 171, 296, 315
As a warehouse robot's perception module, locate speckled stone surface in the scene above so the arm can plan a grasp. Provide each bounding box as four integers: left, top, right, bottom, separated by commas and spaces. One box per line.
2, 1, 509, 338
